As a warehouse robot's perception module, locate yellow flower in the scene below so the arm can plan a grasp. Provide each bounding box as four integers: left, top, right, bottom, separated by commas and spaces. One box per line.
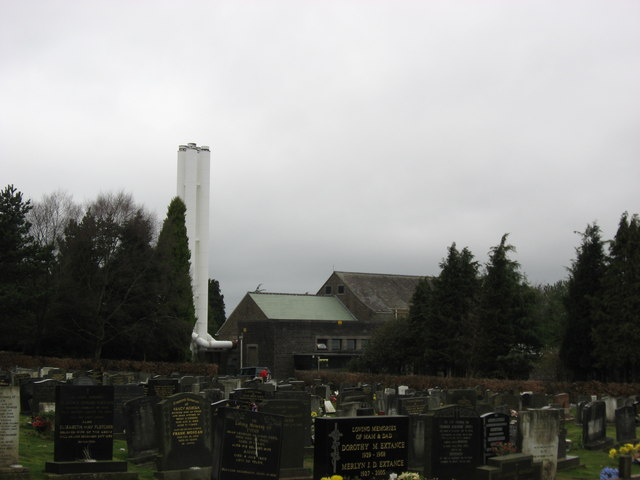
330, 476, 343, 480
311, 411, 318, 417
609, 448, 618, 459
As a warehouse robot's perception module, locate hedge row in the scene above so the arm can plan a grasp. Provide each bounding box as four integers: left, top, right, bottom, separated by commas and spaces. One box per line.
294, 370, 640, 399
0, 351, 218, 377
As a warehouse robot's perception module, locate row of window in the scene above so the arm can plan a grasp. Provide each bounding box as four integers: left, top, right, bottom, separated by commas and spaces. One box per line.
317, 338, 369, 351
324, 284, 345, 295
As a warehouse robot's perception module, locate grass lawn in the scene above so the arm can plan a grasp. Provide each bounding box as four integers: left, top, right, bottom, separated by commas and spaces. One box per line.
17, 412, 639, 480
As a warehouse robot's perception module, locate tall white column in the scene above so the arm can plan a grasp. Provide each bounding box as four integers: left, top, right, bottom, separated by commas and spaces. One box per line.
177, 143, 210, 340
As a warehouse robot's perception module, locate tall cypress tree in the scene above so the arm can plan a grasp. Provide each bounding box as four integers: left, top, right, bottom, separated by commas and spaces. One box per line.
408, 277, 434, 374
477, 234, 539, 379
152, 197, 195, 362
560, 224, 606, 380
593, 213, 640, 381
208, 279, 226, 334
424, 243, 480, 377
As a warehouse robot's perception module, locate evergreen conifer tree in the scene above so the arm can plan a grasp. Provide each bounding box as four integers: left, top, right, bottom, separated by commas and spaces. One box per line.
593, 213, 640, 381
560, 224, 606, 380
153, 197, 196, 362
477, 234, 540, 378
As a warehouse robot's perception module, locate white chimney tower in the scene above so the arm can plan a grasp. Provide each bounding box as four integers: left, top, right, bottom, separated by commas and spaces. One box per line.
177, 143, 232, 353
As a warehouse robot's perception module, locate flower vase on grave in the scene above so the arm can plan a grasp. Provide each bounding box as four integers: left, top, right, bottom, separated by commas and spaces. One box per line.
618, 455, 632, 480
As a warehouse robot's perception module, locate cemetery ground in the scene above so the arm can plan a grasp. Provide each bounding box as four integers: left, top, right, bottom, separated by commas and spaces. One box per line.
14, 409, 637, 480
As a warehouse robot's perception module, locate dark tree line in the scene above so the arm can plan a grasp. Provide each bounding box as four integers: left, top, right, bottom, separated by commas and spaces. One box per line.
354, 235, 543, 379
356, 213, 640, 382
0, 185, 225, 362
562, 214, 640, 382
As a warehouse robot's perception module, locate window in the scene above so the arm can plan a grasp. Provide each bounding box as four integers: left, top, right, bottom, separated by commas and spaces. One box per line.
337, 285, 345, 294
325, 285, 332, 294
246, 344, 258, 366
345, 339, 356, 351
331, 338, 342, 351
317, 339, 328, 350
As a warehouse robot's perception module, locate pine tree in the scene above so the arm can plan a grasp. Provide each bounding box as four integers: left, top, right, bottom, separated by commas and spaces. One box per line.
424, 243, 480, 377
152, 197, 196, 362
408, 277, 434, 374
0, 185, 52, 351
208, 279, 226, 334
593, 213, 640, 381
477, 234, 540, 379
559, 224, 606, 380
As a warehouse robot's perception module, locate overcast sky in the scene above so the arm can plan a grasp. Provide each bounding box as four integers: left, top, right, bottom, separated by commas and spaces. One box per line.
2, 0, 639, 315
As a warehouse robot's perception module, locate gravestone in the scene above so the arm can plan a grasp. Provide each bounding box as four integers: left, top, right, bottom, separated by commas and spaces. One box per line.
424, 405, 482, 480
218, 378, 242, 398
481, 412, 510, 463
529, 393, 548, 409
123, 396, 160, 462
52, 385, 115, 461
201, 388, 225, 405
45, 385, 131, 476
46, 369, 67, 381
407, 415, 426, 471
19, 378, 35, 415
336, 402, 360, 417
383, 392, 399, 415
261, 397, 311, 477
179, 376, 199, 393
314, 415, 409, 480
518, 409, 559, 480
575, 400, 587, 425
0, 387, 20, 467
603, 396, 617, 423
616, 405, 637, 443
71, 375, 98, 386
582, 400, 613, 450
212, 407, 284, 480
155, 393, 212, 471
113, 384, 144, 435
30, 378, 62, 415
447, 389, 476, 408
492, 393, 520, 412
230, 387, 272, 408
147, 377, 179, 398
398, 396, 429, 416
553, 393, 571, 418
476, 453, 542, 480
314, 384, 330, 400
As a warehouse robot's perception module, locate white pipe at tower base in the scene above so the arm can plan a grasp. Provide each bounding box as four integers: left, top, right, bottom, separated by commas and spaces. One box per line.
177, 143, 232, 352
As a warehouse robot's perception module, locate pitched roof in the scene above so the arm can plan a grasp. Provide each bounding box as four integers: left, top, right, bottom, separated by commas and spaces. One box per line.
249, 292, 356, 321
333, 271, 425, 313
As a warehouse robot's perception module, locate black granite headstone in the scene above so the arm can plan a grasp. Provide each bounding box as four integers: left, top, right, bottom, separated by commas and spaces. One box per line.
229, 387, 271, 407
615, 405, 637, 442
582, 400, 613, 450
147, 378, 179, 398
30, 379, 62, 415
212, 407, 284, 480
481, 412, 510, 463
398, 396, 429, 416
156, 393, 212, 471
53, 385, 115, 461
314, 415, 409, 480
260, 398, 310, 474
425, 405, 483, 480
